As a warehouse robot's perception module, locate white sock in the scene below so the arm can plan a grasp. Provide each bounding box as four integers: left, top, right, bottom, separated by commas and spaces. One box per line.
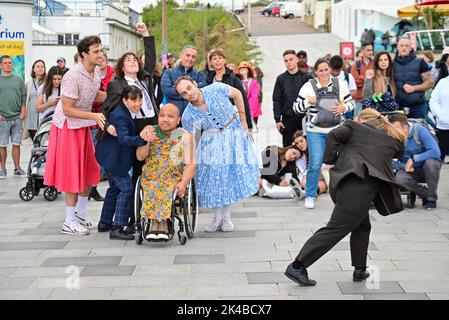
65, 207, 76, 224
222, 205, 232, 220
75, 196, 88, 217
213, 207, 223, 221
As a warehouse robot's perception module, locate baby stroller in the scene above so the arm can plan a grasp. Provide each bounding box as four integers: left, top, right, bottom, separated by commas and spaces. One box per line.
134, 176, 199, 245
19, 112, 58, 202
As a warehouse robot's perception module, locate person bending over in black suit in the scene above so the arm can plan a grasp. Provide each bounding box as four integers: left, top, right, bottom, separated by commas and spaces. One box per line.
285, 108, 406, 286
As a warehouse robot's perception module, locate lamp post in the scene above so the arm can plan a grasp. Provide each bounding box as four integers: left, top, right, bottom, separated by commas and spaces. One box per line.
162, 0, 168, 67
248, 1, 252, 36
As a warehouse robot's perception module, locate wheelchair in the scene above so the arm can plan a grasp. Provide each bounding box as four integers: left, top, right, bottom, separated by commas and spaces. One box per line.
134, 176, 199, 245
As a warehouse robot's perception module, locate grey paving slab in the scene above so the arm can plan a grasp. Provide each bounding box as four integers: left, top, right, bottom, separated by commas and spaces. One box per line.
363, 293, 430, 300
338, 281, 405, 294
20, 228, 64, 236
399, 280, 449, 293
80, 266, 135, 277
0, 241, 67, 251
189, 284, 280, 299
426, 293, 449, 300
41, 256, 122, 267
0, 278, 34, 289
0, 250, 42, 259
232, 212, 258, 218
110, 286, 189, 300
443, 234, 449, 241
0, 289, 54, 300
8, 267, 77, 278
49, 288, 114, 300
196, 230, 256, 238
174, 254, 225, 265
190, 262, 271, 274
247, 272, 292, 284
278, 281, 343, 296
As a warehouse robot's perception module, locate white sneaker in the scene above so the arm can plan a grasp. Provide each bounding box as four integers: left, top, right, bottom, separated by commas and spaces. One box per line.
62, 220, 90, 236
205, 217, 222, 232
156, 233, 169, 240
304, 197, 315, 209
221, 217, 234, 232
289, 178, 305, 200
0, 169, 6, 179
74, 213, 96, 230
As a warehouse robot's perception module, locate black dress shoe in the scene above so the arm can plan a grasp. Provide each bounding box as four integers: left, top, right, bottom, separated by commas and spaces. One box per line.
284, 263, 317, 286
353, 267, 370, 282
110, 227, 135, 241
88, 187, 104, 201
123, 224, 136, 235
98, 222, 111, 232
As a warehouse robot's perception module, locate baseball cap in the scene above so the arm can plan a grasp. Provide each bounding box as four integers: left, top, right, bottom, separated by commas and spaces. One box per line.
297, 50, 307, 57
442, 47, 449, 55
56, 57, 66, 62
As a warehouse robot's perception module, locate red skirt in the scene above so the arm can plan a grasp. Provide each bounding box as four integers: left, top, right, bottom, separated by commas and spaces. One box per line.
44, 122, 100, 193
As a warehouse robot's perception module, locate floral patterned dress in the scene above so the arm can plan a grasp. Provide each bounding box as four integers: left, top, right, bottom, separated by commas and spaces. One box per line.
140, 125, 184, 222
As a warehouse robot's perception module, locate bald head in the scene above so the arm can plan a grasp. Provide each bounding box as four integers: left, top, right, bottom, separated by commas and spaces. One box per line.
161, 103, 180, 117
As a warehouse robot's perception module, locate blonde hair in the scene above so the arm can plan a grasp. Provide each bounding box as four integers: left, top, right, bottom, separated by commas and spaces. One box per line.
357, 109, 406, 143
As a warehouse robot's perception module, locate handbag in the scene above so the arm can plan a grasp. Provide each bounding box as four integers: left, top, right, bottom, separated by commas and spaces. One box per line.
372, 182, 404, 216
361, 92, 399, 113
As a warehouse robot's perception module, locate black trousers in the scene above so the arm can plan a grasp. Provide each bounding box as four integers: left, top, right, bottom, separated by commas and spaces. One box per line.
281, 116, 304, 147
128, 116, 157, 226
437, 129, 449, 162
296, 174, 381, 268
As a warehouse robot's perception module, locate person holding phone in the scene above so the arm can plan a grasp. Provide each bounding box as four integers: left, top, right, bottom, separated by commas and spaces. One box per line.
36, 66, 63, 124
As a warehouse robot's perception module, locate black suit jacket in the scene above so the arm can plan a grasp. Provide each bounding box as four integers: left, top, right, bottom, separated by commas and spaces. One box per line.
323, 120, 404, 209
101, 36, 159, 132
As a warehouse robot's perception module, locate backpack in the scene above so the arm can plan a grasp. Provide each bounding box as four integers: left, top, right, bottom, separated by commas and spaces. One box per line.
356, 59, 362, 75
310, 78, 341, 128
408, 119, 438, 151
343, 71, 349, 85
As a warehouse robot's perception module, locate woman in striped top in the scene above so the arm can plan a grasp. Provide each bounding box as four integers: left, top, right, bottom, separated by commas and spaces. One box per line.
292, 59, 354, 209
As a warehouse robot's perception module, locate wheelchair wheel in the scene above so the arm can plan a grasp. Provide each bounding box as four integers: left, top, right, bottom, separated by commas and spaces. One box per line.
134, 176, 143, 229
19, 187, 34, 201
183, 180, 199, 239
179, 234, 187, 246
43, 187, 58, 201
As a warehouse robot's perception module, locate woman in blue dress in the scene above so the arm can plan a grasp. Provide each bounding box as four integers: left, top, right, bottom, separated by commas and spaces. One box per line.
175, 75, 259, 232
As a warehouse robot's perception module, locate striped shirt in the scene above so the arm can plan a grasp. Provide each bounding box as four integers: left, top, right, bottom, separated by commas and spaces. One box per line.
292, 77, 355, 133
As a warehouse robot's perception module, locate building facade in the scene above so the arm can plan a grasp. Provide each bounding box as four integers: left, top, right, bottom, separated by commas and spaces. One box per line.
32, 0, 142, 70
331, 0, 415, 45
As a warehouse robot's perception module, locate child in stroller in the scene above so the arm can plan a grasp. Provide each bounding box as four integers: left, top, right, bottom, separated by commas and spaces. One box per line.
19, 112, 58, 201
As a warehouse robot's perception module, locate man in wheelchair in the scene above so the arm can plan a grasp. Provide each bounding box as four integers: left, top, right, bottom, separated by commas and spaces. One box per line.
389, 113, 441, 210
136, 103, 196, 241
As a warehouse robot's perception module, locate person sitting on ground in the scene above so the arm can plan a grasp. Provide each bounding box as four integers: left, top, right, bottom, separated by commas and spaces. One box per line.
137, 103, 195, 240
259, 145, 304, 199
95, 86, 150, 240
292, 130, 328, 195
389, 113, 441, 210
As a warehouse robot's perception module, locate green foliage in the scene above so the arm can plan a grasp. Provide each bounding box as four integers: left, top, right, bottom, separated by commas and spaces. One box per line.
142, 3, 262, 68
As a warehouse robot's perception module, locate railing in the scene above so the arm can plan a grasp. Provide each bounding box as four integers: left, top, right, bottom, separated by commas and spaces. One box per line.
33, 1, 129, 17
404, 29, 449, 51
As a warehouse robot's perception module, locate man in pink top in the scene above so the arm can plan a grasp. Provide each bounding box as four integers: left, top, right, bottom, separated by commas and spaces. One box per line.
44, 36, 107, 236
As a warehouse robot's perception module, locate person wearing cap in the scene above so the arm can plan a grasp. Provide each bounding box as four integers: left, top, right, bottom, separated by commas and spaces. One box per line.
393, 37, 434, 119
297, 50, 313, 75
56, 57, 70, 76
234, 61, 262, 125
204, 49, 252, 130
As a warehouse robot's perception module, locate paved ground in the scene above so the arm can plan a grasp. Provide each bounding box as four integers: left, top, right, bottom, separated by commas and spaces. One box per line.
238, 7, 318, 37
1, 33, 449, 300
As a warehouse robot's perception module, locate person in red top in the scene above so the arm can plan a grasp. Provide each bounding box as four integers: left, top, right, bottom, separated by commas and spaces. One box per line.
89, 51, 115, 201
351, 43, 374, 118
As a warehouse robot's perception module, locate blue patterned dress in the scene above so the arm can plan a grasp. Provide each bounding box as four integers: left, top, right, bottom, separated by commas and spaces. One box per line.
181, 82, 259, 208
